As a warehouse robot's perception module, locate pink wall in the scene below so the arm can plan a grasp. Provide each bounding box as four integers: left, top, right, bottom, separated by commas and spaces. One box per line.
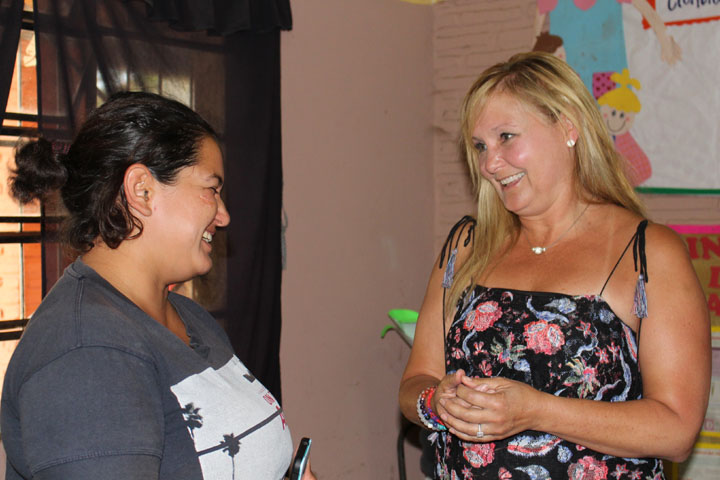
280, 1, 434, 478
281, 1, 719, 478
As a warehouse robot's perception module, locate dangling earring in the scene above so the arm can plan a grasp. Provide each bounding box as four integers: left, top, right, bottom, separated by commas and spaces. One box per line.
566, 139, 576, 148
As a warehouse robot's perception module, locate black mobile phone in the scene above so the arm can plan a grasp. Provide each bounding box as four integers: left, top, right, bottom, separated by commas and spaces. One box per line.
289, 437, 312, 480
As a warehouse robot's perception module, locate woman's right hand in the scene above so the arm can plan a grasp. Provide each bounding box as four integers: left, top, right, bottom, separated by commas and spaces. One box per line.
432, 369, 468, 420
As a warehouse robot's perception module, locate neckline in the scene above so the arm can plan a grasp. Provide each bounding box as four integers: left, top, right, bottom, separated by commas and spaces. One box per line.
70, 258, 207, 353
470, 284, 637, 336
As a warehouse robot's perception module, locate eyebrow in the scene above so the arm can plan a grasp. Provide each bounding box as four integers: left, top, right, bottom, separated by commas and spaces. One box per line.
206, 173, 224, 187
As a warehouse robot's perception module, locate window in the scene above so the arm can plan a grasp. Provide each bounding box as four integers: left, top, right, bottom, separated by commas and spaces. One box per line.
0, 3, 227, 393
0, 1, 65, 389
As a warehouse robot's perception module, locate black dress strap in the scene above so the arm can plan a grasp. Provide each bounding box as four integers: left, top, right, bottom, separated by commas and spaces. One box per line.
438, 216, 476, 363
599, 220, 649, 323
599, 220, 648, 295
631, 220, 649, 319
439, 216, 475, 284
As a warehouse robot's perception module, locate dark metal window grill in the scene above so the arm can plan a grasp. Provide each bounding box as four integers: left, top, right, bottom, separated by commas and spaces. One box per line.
0, 7, 47, 341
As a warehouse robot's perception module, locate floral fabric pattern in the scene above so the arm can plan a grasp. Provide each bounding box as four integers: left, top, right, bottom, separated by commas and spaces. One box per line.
434, 286, 664, 479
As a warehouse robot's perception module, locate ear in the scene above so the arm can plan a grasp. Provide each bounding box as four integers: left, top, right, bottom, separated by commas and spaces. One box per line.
123, 164, 154, 217
559, 114, 579, 146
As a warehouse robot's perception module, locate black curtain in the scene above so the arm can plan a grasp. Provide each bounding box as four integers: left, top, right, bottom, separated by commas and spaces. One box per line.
0, 0, 290, 401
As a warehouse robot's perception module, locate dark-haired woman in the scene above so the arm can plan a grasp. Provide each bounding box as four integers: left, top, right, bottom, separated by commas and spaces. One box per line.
1, 92, 313, 480
399, 53, 709, 479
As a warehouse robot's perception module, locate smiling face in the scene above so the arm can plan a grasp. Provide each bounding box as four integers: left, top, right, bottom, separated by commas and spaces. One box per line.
599, 104, 635, 136
151, 137, 230, 282
472, 93, 577, 218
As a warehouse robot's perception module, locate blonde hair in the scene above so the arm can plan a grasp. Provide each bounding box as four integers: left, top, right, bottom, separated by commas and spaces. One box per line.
597, 69, 642, 113
447, 52, 646, 313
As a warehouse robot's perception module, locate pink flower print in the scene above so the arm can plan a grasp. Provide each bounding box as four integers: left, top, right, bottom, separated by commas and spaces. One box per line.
611, 464, 628, 479
629, 470, 642, 480
451, 347, 464, 359
498, 467, 512, 479
608, 342, 620, 361
473, 341, 485, 355
479, 360, 493, 377
464, 301, 502, 332
567, 456, 608, 480
454, 329, 461, 343
524, 320, 565, 355
595, 349, 609, 364
577, 321, 592, 337
461, 466, 473, 479
462, 442, 495, 468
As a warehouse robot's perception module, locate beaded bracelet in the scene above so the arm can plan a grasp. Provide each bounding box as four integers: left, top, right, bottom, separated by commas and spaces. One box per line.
416, 386, 447, 431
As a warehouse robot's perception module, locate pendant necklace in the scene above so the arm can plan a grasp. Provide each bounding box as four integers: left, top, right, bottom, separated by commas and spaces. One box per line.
522, 204, 590, 255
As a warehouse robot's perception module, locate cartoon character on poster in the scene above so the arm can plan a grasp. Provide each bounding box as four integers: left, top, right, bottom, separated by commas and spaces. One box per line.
534, 0, 681, 85
533, 0, 681, 187
594, 69, 651, 186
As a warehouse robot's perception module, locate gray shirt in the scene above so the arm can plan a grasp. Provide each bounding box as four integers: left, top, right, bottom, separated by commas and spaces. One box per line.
1, 260, 292, 479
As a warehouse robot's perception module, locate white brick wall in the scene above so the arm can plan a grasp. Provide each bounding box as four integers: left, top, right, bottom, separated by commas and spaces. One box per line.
432, 0, 536, 250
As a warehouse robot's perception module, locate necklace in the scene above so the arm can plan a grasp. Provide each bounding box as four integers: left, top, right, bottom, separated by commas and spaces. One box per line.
521, 204, 590, 255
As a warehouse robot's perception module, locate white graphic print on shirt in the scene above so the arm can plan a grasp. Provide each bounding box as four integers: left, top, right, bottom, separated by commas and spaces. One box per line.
171, 356, 293, 479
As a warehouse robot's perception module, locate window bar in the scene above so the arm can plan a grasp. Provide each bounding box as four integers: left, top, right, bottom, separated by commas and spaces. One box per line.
41, 202, 47, 298
20, 244, 26, 320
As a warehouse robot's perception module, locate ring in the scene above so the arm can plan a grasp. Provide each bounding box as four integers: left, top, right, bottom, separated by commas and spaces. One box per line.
476, 423, 484, 439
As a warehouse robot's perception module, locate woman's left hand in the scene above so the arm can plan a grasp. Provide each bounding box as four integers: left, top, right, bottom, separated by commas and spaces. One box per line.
438, 375, 543, 443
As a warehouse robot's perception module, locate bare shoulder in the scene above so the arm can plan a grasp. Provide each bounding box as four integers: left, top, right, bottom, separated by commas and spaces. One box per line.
642, 221, 707, 326
644, 221, 693, 269
437, 215, 476, 271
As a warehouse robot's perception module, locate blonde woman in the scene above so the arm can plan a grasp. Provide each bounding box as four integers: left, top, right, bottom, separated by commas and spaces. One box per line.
399, 52, 709, 479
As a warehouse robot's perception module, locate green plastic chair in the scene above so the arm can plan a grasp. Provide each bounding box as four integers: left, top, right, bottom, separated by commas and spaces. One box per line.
380, 308, 418, 338
380, 308, 420, 480
380, 308, 418, 349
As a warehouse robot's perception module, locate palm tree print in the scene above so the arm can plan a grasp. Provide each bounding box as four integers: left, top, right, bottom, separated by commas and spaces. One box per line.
222, 433, 241, 479
181, 403, 204, 439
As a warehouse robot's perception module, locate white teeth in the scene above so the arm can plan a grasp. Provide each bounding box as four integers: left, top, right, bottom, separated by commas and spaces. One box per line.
499, 172, 525, 186
202, 232, 213, 243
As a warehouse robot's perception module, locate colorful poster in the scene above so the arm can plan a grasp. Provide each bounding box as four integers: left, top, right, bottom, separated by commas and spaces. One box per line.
534, 1, 720, 191
670, 225, 720, 329
667, 225, 720, 480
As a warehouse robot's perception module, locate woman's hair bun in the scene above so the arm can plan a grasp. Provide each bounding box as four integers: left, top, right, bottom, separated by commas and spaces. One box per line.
10, 137, 68, 204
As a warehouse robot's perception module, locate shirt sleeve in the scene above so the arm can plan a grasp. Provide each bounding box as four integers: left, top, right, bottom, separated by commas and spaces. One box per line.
17, 346, 164, 479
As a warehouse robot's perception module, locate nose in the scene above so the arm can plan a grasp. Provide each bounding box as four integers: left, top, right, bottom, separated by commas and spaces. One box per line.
483, 148, 504, 175
215, 195, 230, 227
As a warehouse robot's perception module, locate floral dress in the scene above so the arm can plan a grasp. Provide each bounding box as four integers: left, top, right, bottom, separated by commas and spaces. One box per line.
433, 220, 663, 479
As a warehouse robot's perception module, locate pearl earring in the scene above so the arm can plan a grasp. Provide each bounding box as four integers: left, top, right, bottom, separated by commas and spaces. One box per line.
566, 139, 576, 148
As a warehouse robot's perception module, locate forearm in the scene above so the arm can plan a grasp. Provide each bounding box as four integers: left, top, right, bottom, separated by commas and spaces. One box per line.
536, 394, 701, 462
399, 375, 441, 427
632, 0, 667, 37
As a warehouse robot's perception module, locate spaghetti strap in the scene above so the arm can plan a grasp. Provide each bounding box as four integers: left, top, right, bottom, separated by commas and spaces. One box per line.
439, 216, 476, 364
599, 220, 650, 321
439, 215, 475, 289
599, 234, 636, 296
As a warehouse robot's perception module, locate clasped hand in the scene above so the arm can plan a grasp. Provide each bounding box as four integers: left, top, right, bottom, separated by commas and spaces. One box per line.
432, 369, 540, 443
